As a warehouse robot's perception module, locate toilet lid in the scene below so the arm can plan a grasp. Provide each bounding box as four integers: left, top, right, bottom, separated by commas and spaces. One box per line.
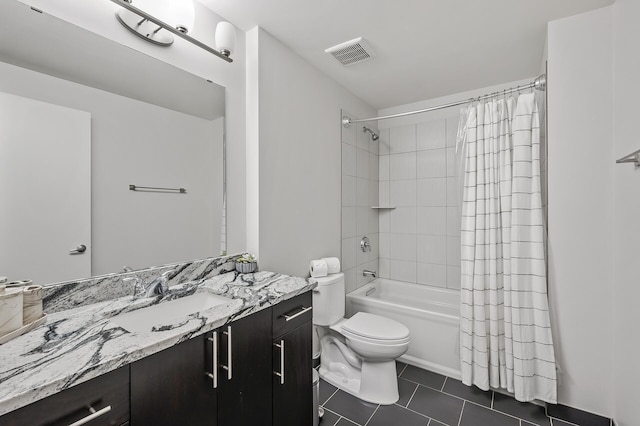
341, 312, 410, 341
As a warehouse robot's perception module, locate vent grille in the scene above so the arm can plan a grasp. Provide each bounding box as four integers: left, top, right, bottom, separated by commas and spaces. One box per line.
325, 37, 375, 67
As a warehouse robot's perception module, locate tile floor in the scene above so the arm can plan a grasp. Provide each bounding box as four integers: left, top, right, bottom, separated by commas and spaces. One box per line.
318, 362, 583, 426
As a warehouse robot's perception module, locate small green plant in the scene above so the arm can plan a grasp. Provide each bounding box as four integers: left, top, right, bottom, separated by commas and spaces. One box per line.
237, 253, 256, 263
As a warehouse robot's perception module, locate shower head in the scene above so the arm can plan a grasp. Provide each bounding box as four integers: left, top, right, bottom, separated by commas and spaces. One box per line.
362, 126, 379, 141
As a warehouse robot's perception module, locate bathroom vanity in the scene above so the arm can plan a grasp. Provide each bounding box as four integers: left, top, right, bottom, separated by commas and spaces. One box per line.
0, 266, 314, 426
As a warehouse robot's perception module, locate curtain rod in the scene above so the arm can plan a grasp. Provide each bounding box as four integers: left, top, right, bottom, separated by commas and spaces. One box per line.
342, 74, 546, 127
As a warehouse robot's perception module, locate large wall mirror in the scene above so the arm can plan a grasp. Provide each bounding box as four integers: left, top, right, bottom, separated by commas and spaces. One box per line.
0, 1, 226, 285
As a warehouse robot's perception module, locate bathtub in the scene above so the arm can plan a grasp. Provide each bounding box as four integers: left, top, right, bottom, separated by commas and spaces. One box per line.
347, 278, 461, 379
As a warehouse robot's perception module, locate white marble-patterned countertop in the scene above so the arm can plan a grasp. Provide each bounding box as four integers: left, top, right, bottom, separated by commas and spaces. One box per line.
0, 271, 316, 416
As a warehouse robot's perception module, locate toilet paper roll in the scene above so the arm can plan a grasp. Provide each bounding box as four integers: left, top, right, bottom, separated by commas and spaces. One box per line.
320, 257, 341, 274
309, 260, 328, 278
22, 285, 43, 325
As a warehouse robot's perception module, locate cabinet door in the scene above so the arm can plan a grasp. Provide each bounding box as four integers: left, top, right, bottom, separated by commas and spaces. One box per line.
272, 321, 313, 426
217, 307, 272, 426
130, 334, 217, 426
0, 366, 129, 426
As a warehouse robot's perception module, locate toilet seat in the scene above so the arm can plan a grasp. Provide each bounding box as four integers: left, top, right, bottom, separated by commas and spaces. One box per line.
341, 312, 410, 343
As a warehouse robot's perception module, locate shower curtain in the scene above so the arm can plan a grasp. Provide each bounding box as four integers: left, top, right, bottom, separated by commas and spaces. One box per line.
459, 93, 557, 403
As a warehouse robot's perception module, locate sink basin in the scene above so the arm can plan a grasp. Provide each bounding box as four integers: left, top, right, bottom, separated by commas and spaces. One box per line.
111, 293, 231, 333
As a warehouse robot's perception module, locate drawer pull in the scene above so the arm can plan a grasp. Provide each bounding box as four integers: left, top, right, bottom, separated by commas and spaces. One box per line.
221, 326, 232, 380
274, 340, 285, 385
67, 405, 111, 426
205, 332, 218, 389
281, 306, 312, 322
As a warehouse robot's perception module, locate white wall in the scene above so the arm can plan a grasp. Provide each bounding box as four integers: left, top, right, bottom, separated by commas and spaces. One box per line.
20, 0, 248, 254
547, 7, 614, 417
247, 27, 375, 277
612, 0, 640, 424
0, 61, 223, 275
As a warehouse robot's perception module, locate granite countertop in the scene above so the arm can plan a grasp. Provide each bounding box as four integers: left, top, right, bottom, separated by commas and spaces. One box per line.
0, 270, 316, 416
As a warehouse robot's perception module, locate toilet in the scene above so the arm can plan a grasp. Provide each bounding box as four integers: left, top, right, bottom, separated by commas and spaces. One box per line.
312, 273, 410, 405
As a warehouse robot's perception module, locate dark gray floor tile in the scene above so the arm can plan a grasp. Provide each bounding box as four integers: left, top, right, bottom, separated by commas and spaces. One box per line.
397, 378, 419, 407
547, 403, 610, 426
549, 419, 578, 426
459, 402, 519, 426
336, 417, 359, 426
400, 365, 446, 390
429, 420, 448, 426
493, 392, 551, 426
367, 404, 430, 426
407, 385, 464, 425
319, 378, 339, 405
396, 360, 408, 375
323, 390, 378, 425
320, 408, 341, 425
442, 378, 492, 407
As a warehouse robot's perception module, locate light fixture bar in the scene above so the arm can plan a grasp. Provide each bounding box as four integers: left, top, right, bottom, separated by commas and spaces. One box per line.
110, 0, 233, 63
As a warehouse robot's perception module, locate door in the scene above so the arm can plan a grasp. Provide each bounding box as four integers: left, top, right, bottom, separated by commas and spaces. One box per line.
0, 91, 91, 284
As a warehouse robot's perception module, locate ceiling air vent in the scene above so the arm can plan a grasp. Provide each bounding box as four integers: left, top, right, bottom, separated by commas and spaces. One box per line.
325, 37, 375, 67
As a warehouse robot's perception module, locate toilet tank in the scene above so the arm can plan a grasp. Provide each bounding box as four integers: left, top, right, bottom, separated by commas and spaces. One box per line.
312, 273, 345, 326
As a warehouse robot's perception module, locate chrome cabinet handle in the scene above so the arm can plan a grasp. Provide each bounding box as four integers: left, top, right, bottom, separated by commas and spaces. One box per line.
281, 306, 312, 322
205, 331, 218, 388
221, 326, 232, 380
274, 340, 285, 385
69, 244, 87, 255
67, 405, 111, 426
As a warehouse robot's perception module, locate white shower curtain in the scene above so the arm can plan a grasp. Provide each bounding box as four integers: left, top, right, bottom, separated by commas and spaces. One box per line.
459, 93, 557, 403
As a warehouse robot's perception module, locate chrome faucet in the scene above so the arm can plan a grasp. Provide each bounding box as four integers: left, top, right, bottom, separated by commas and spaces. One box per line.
363, 270, 377, 278
125, 269, 175, 299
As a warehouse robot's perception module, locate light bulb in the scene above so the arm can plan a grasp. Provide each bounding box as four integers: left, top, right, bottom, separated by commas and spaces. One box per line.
215, 21, 236, 57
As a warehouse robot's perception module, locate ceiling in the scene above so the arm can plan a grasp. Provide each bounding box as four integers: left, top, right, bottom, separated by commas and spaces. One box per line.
200, 0, 613, 109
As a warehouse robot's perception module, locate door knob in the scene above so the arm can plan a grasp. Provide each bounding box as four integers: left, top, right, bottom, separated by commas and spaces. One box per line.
69, 244, 87, 255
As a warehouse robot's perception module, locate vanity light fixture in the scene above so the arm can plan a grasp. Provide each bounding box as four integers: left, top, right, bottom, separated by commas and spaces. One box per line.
111, 0, 235, 63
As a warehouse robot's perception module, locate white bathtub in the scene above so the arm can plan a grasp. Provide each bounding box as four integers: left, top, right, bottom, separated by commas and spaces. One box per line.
347, 278, 461, 379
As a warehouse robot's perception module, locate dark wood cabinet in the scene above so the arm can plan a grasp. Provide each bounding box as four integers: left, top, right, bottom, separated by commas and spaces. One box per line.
272, 292, 313, 426
217, 307, 273, 426
0, 365, 129, 426
130, 334, 217, 426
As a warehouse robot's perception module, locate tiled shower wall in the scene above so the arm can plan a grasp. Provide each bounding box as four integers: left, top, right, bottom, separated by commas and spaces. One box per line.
377, 116, 462, 289
341, 112, 379, 293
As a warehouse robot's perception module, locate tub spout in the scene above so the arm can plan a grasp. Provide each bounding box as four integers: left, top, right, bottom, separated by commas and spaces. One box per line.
363, 270, 376, 278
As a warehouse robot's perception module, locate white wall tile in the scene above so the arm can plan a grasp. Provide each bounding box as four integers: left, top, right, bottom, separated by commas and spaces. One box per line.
379, 181, 390, 207
390, 233, 417, 262
379, 209, 390, 233
369, 208, 379, 234
390, 180, 417, 207
357, 178, 369, 206
446, 206, 461, 237
378, 129, 390, 155
390, 207, 417, 234
390, 124, 416, 154
390, 259, 417, 283
417, 263, 447, 287
342, 143, 356, 177
417, 235, 447, 264
369, 180, 379, 207
390, 152, 417, 180
446, 146, 457, 177
357, 123, 371, 151
358, 259, 379, 287
446, 116, 459, 147
356, 207, 369, 235
342, 207, 356, 238
417, 178, 447, 206
357, 148, 370, 179
379, 155, 390, 181
446, 236, 461, 266
342, 175, 357, 207
446, 176, 459, 207
417, 207, 447, 235
417, 149, 446, 179
369, 153, 379, 181
369, 128, 380, 155
446, 266, 461, 290
379, 257, 390, 278
379, 232, 390, 258
341, 237, 357, 271
344, 267, 357, 294
417, 120, 446, 151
